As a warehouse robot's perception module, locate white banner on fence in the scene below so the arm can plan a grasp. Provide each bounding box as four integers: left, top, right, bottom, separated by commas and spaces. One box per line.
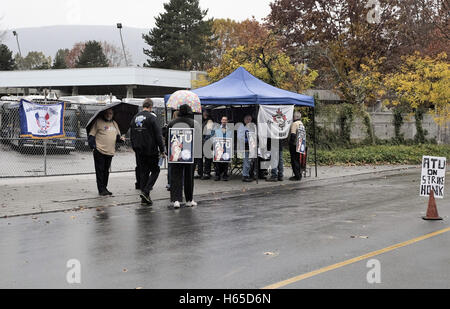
19, 100, 65, 139
420, 156, 446, 199
258, 105, 294, 140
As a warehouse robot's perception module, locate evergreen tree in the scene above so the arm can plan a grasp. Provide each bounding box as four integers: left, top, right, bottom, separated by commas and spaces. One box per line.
52, 48, 70, 69
143, 0, 215, 70
0, 44, 15, 70
75, 41, 109, 68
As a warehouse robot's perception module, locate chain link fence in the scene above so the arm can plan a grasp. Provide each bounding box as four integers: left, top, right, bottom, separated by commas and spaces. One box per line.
0, 98, 169, 178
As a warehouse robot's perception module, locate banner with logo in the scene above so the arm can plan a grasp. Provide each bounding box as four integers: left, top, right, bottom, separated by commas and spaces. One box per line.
258, 105, 294, 140
213, 137, 233, 163
19, 100, 65, 139
169, 128, 194, 164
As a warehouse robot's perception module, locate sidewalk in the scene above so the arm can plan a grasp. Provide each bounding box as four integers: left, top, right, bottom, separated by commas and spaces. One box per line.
0, 165, 420, 218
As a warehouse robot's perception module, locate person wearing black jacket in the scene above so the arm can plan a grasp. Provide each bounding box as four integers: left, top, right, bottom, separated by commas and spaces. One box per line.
130, 99, 166, 205
167, 104, 199, 209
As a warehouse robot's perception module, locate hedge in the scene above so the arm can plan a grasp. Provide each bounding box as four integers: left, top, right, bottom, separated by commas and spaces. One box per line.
283, 144, 449, 166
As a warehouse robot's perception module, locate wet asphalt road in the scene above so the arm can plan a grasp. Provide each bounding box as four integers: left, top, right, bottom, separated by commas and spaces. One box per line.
0, 170, 449, 289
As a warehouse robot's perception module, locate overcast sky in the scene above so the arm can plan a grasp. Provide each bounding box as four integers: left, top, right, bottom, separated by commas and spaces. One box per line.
0, 0, 274, 30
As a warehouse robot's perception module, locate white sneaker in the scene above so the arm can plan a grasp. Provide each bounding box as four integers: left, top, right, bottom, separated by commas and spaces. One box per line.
173, 201, 181, 209
186, 201, 197, 207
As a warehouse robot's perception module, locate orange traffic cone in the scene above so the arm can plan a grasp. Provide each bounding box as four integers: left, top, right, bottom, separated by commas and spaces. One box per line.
423, 189, 443, 221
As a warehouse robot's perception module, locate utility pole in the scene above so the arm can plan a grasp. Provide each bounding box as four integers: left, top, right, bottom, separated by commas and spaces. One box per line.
12, 31, 23, 58
116, 23, 129, 67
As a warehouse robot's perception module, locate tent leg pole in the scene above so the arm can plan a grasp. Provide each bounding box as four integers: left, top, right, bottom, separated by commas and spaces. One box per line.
164, 101, 168, 125
256, 105, 259, 185
313, 106, 318, 178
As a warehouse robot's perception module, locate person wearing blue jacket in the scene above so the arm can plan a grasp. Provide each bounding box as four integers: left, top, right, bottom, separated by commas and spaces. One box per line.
212, 116, 233, 181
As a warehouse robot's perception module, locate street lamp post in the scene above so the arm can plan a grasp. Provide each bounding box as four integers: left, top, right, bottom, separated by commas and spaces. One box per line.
116, 23, 129, 67
12, 31, 23, 58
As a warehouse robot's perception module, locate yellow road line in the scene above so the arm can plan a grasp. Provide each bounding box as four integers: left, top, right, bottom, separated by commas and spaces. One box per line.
263, 227, 450, 289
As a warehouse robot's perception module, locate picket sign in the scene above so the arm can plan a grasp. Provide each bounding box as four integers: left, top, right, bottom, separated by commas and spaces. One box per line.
213, 138, 233, 163
420, 156, 446, 199
168, 128, 194, 164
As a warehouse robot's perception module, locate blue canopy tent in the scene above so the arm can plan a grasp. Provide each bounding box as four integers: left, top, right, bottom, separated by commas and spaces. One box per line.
165, 67, 318, 177
190, 67, 315, 107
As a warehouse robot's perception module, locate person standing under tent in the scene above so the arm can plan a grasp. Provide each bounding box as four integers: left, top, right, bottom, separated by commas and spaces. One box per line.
130, 99, 166, 206
167, 105, 199, 209
213, 116, 233, 182
237, 114, 256, 182
88, 108, 125, 196
289, 111, 304, 181
266, 136, 285, 183
196, 110, 214, 180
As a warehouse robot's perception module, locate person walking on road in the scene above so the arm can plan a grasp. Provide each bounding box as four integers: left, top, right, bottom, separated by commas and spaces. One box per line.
130, 99, 166, 206
289, 111, 304, 181
134, 106, 158, 190
167, 105, 199, 209
88, 108, 125, 196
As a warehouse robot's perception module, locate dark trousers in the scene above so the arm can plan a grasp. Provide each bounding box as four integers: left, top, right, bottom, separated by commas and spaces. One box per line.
289, 144, 301, 179
214, 162, 230, 178
194, 158, 203, 177
137, 153, 160, 194
195, 157, 212, 176
170, 163, 194, 203
93, 149, 113, 193
135, 152, 140, 188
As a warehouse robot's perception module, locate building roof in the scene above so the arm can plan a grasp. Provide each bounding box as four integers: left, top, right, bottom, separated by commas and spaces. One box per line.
0, 67, 192, 89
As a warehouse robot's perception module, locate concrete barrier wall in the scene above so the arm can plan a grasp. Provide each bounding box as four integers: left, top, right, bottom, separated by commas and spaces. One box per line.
317, 112, 449, 144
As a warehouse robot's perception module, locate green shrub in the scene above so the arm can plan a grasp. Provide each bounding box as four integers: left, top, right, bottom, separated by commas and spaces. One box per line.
294, 144, 450, 166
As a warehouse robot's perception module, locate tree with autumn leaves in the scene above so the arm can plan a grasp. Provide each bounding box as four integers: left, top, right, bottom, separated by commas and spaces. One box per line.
267, 0, 449, 143
384, 53, 449, 140
194, 18, 318, 94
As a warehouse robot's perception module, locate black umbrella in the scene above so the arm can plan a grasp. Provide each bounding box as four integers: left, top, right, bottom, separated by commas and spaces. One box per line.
86, 102, 139, 136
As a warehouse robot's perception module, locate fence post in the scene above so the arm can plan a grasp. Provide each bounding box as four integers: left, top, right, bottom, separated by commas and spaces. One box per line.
44, 140, 47, 176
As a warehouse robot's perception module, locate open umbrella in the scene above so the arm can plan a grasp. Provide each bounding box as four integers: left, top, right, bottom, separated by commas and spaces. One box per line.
86, 102, 139, 136
167, 90, 202, 113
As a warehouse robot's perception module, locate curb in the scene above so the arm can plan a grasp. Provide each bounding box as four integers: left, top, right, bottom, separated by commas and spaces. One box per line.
0, 166, 420, 219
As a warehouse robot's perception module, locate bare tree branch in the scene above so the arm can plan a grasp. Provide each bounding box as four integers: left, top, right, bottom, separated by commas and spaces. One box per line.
0, 16, 6, 43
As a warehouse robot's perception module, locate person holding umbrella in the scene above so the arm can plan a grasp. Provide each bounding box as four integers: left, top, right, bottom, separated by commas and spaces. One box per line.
167, 104, 200, 209
130, 99, 166, 206
166, 90, 202, 208
88, 108, 125, 196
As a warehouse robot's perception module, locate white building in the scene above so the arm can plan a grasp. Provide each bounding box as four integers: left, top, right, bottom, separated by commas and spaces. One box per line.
0, 67, 206, 98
